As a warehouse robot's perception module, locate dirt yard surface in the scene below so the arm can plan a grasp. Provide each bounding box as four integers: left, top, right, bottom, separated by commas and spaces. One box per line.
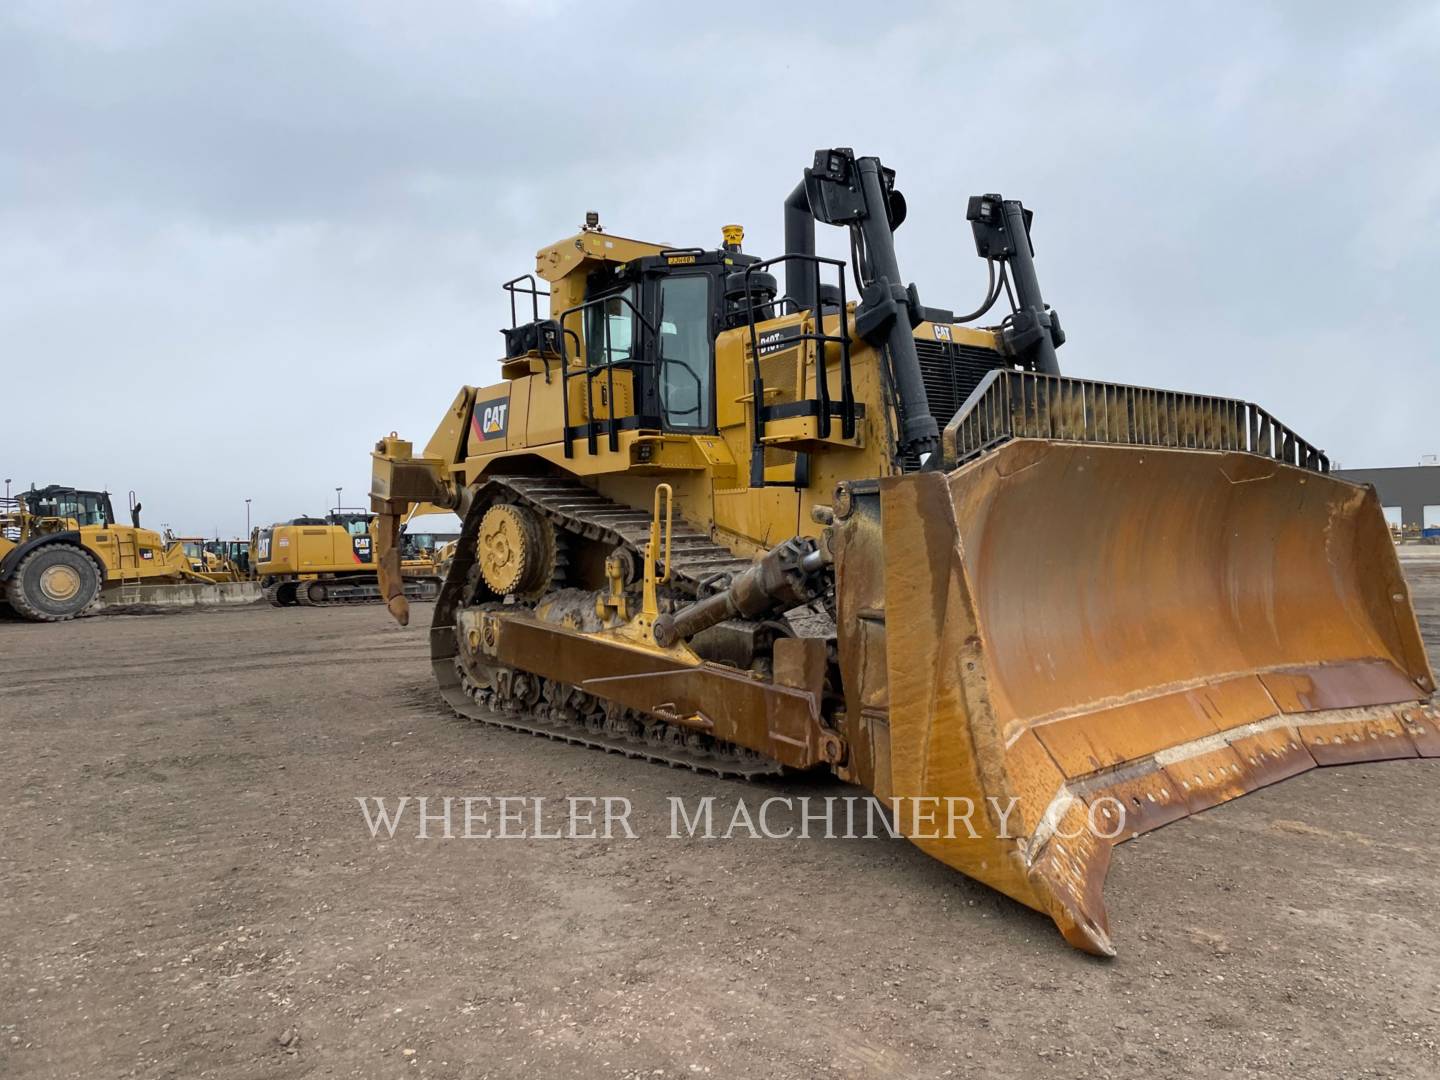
4, 560, 1440, 1080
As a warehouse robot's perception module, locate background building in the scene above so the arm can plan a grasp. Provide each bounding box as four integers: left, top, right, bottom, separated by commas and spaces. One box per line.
1334, 462, 1440, 532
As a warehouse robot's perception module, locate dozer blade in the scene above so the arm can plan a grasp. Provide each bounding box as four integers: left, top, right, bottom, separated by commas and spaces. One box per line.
94, 580, 262, 613
877, 439, 1437, 956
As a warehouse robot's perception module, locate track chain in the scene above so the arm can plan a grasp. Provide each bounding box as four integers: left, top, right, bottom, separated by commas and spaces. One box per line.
317, 578, 438, 606
430, 476, 783, 777
439, 657, 780, 779
487, 475, 754, 594
276, 576, 439, 607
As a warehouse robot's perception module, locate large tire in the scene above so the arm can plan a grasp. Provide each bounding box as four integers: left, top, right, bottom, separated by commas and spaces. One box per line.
5, 544, 103, 622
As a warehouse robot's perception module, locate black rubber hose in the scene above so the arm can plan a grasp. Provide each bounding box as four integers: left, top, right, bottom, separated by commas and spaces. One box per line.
953, 259, 1004, 324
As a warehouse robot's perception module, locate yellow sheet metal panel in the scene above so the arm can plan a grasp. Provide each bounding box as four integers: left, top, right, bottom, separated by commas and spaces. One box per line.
469, 386, 514, 455
421, 386, 476, 465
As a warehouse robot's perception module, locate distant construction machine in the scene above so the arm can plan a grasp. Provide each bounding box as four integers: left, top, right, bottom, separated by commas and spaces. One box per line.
0, 484, 260, 620
370, 148, 1438, 955
174, 536, 253, 582
254, 508, 441, 607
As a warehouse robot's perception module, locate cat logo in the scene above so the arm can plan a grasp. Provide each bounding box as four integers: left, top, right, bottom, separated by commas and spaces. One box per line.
933, 324, 953, 342
472, 397, 510, 443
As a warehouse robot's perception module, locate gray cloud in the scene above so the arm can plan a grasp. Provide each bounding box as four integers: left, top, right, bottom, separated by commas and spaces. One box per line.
3, 0, 1437, 533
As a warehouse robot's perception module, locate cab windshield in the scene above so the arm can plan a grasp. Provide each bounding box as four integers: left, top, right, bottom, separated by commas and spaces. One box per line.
334, 516, 371, 537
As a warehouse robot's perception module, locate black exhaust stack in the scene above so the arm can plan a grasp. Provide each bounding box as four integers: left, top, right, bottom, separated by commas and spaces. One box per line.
782, 181, 817, 312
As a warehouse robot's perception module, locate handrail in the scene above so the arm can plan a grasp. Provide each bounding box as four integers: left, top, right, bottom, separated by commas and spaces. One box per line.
501, 274, 549, 330
741, 254, 855, 486
555, 293, 656, 458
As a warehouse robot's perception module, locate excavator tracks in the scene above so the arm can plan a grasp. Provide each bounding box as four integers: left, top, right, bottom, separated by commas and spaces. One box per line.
268, 576, 439, 607
431, 475, 783, 778
296, 576, 440, 607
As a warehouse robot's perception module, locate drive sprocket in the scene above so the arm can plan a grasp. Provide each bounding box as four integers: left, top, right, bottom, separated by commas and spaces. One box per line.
476, 503, 555, 599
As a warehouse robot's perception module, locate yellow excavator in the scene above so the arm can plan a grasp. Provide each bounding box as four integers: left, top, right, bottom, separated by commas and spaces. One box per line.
1, 485, 260, 620
255, 508, 441, 607
371, 148, 1437, 955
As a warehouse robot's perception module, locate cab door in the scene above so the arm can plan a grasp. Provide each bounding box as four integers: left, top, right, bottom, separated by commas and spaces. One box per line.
655, 274, 715, 435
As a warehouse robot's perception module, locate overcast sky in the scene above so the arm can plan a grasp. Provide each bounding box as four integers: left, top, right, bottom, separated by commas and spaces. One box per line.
3, 1, 1438, 535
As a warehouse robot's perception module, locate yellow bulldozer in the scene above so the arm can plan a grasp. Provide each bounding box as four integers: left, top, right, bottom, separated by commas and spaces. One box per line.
0, 485, 260, 621
172, 536, 253, 582
255, 508, 441, 607
370, 148, 1438, 955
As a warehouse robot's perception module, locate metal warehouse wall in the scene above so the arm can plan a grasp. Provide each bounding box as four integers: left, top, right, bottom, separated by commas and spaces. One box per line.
1333, 466, 1440, 529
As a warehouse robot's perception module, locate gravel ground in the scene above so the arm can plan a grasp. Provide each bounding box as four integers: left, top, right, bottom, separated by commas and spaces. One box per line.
3, 558, 1439, 1079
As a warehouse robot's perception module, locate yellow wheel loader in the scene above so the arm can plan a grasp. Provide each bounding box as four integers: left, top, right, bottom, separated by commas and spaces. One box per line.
0, 485, 261, 621
370, 148, 1437, 956
255, 509, 440, 608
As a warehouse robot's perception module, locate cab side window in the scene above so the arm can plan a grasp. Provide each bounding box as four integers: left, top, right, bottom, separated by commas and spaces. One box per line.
79, 494, 108, 526
585, 287, 636, 367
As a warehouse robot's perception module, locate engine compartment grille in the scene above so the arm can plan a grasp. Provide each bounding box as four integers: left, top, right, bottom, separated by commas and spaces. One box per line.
903, 338, 1010, 470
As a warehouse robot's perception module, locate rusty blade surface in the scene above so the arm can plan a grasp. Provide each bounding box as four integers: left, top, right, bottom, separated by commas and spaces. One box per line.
878, 441, 1436, 956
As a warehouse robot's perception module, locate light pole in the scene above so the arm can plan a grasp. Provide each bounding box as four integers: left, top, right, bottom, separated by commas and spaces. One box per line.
245, 498, 251, 535
335, 486, 343, 511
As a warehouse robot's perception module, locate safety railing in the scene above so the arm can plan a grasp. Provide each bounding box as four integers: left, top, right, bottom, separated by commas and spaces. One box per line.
556, 294, 656, 459
944, 369, 1329, 473
742, 254, 855, 487
500, 273, 561, 382
502, 274, 549, 328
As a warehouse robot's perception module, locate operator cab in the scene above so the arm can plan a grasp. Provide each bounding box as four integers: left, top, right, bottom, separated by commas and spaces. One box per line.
580, 250, 748, 435
21, 485, 115, 527
574, 226, 787, 440
506, 215, 839, 462
325, 510, 373, 538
